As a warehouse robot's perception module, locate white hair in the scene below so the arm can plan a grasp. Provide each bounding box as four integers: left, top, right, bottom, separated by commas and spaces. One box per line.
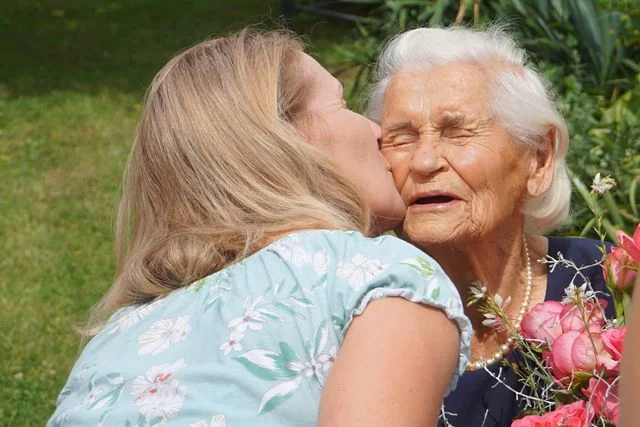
368, 26, 571, 233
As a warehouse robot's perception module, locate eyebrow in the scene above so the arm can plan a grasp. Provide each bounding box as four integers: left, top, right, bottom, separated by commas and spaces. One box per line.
384, 121, 414, 133
440, 111, 466, 126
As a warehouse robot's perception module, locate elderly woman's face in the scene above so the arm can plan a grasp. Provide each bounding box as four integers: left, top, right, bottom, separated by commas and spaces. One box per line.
380, 62, 532, 246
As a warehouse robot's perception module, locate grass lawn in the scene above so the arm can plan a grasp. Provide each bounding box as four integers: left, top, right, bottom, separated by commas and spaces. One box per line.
0, 1, 357, 424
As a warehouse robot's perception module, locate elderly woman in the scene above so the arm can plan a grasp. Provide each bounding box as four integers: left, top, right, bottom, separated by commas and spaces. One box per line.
370, 27, 613, 426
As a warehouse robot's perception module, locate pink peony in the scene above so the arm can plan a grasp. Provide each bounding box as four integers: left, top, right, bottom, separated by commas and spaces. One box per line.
617, 225, 640, 263
604, 246, 638, 289
600, 326, 626, 374
521, 301, 564, 345
546, 330, 605, 384
559, 299, 607, 333
511, 400, 595, 427
584, 377, 620, 425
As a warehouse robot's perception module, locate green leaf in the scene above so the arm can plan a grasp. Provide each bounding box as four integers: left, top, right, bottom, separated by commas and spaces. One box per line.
275, 302, 297, 316
235, 350, 297, 380
279, 342, 299, 363
629, 176, 639, 217
257, 377, 302, 414
331, 314, 346, 331
430, 286, 441, 300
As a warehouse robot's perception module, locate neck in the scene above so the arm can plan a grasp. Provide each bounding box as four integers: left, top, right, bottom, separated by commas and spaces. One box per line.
408, 218, 532, 332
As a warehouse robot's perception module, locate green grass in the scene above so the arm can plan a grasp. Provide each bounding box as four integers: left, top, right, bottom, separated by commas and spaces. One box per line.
0, 1, 356, 424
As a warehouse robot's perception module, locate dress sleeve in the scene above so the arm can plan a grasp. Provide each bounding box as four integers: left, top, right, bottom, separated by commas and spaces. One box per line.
325, 232, 472, 392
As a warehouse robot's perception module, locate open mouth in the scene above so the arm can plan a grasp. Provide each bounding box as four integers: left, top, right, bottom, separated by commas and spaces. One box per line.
413, 195, 456, 205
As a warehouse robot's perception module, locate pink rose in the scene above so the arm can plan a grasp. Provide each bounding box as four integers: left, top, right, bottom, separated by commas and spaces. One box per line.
604, 246, 638, 289
584, 377, 619, 425
559, 299, 607, 333
521, 301, 564, 345
600, 326, 626, 374
546, 331, 603, 383
511, 400, 595, 427
617, 225, 640, 263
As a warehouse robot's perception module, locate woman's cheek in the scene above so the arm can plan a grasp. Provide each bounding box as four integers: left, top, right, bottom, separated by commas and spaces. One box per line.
383, 150, 410, 189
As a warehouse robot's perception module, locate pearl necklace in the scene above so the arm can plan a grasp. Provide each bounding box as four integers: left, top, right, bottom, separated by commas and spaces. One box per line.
466, 236, 533, 371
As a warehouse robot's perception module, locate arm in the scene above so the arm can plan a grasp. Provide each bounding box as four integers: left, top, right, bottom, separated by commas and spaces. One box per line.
620, 274, 640, 427
318, 297, 460, 426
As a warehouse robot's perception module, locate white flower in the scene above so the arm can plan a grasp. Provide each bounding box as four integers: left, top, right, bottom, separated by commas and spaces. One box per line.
493, 294, 511, 308
337, 254, 388, 290
189, 414, 226, 427
482, 313, 501, 328
563, 283, 595, 302
469, 281, 487, 300
591, 173, 616, 195
288, 359, 325, 383
313, 250, 328, 275
318, 345, 338, 371
228, 295, 265, 333
205, 272, 233, 304
271, 234, 312, 267
112, 299, 164, 333
131, 359, 187, 423
219, 329, 244, 355
138, 316, 192, 356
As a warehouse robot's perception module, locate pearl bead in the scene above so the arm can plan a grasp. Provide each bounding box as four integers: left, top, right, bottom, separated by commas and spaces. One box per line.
467, 233, 532, 371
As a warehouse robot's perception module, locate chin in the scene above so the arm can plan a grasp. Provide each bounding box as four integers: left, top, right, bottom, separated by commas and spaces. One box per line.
402, 219, 465, 248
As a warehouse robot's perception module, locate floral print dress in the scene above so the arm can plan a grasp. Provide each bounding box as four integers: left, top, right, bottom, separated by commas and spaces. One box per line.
49, 230, 471, 427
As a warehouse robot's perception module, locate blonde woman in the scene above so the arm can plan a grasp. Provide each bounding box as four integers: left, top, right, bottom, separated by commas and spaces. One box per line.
48, 30, 471, 427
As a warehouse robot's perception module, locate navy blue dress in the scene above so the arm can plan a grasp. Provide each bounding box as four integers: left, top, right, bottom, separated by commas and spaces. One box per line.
439, 237, 613, 427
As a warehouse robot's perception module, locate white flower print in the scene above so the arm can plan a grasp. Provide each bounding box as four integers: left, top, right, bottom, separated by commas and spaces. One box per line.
313, 250, 328, 275
337, 254, 388, 290
131, 359, 187, 424
189, 414, 226, 427
288, 359, 325, 383
318, 345, 338, 372
219, 329, 245, 355
271, 234, 312, 267
138, 316, 192, 356
228, 295, 266, 333
111, 298, 164, 333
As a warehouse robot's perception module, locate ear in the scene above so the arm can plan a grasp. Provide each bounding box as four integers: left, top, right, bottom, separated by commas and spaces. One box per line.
526, 127, 556, 198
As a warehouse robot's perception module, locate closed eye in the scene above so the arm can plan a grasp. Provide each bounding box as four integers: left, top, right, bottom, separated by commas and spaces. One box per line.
380, 133, 418, 148
442, 127, 475, 139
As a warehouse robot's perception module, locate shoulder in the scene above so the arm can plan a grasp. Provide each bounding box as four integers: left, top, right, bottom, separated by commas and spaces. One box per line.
279, 229, 431, 263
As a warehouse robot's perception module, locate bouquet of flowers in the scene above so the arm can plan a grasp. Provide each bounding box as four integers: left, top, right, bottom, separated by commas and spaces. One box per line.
468, 175, 639, 426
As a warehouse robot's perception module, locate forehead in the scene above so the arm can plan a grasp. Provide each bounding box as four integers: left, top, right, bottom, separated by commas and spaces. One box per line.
298, 53, 340, 91
382, 62, 490, 121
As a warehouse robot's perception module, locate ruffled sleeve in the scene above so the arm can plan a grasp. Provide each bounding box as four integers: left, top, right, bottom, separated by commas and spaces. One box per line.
323, 231, 472, 392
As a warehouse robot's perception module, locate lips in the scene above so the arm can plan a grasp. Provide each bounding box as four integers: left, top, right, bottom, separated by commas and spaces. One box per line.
409, 191, 460, 206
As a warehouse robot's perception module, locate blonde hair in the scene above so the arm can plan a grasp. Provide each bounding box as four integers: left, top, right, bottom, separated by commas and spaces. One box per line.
88, 29, 370, 331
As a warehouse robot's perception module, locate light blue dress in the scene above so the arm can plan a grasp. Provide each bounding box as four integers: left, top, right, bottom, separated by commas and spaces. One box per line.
49, 230, 471, 427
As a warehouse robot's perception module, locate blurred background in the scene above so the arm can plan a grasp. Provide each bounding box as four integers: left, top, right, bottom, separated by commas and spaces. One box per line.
1, 0, 638, 424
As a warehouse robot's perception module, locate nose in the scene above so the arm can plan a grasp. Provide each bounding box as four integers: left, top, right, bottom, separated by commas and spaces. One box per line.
367, 118, 383, 144
410, 138, 442, 177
